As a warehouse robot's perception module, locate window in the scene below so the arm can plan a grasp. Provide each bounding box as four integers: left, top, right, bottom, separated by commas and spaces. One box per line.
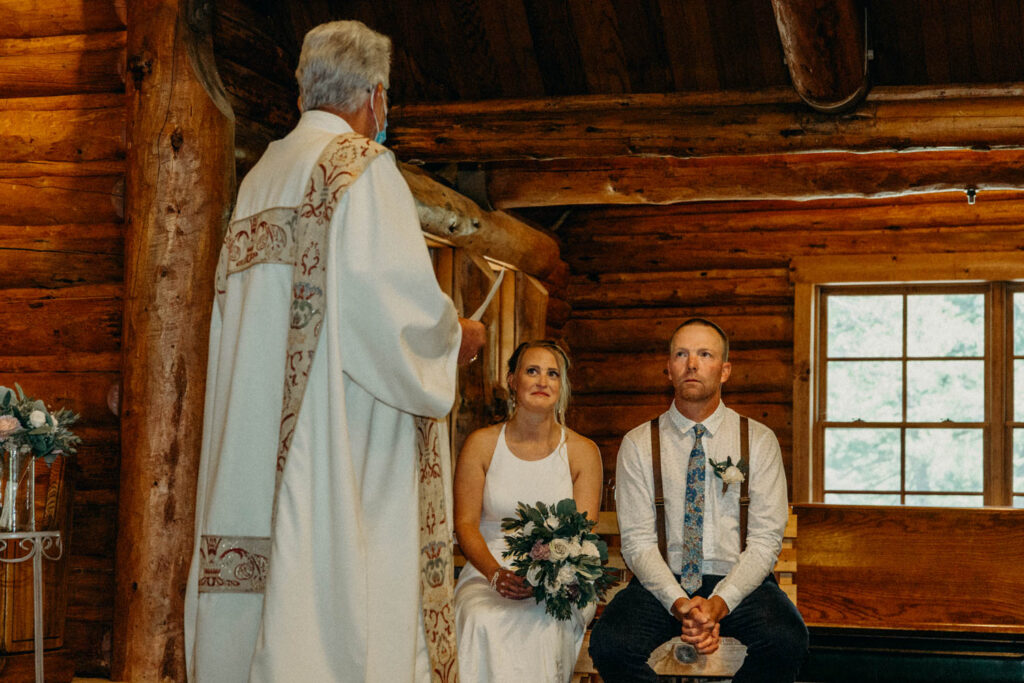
791, 254, 1024, 508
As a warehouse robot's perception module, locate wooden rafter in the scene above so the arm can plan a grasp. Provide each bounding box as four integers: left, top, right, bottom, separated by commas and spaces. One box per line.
390, 85, 1024, 163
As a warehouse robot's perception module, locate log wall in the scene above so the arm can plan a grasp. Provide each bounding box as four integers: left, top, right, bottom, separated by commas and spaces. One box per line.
0, 0, 126, 676
560, 190, 1024, 497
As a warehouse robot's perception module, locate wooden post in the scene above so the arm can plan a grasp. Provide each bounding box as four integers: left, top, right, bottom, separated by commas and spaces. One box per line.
114, 0, 233, 679
771, 0, 868, 113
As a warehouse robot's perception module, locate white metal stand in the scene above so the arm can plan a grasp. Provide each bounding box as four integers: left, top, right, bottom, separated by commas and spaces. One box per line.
0, 531, 63, 683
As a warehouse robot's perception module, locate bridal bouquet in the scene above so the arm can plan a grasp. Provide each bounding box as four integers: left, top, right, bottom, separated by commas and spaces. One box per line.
501, 498, 617, 620
0, 384, 81, 464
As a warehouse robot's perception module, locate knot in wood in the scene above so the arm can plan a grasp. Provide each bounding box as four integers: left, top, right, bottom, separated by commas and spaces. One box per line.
127, 53, 153, 86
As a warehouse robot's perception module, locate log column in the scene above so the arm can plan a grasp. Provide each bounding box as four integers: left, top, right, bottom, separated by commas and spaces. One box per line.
114, 0, 233, 679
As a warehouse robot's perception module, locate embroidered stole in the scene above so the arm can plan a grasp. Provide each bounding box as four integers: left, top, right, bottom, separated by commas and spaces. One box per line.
199, 133, 458, 681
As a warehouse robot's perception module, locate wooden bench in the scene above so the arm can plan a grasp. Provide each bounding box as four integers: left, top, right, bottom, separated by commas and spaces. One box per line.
792, 503, 1024, 683
572, 509, 797, 682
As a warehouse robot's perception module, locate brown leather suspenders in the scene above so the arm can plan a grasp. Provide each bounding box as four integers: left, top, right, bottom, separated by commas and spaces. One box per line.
651, 415, 750, 563
650, 418, 667, 560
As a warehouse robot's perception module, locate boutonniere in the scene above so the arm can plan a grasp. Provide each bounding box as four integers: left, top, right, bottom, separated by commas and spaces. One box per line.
709, 457, 747, 494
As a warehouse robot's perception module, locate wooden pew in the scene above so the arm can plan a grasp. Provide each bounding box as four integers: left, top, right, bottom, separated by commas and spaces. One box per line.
793, 504, 1024, 682
572, 509, 797, 682
453, 510, 797, 680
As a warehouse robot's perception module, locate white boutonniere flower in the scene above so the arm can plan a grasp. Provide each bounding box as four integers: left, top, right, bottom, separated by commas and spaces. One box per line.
709, 456, 749, 494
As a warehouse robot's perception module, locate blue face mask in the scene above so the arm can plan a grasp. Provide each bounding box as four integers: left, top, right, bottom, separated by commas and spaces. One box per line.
373, 94, 388, 145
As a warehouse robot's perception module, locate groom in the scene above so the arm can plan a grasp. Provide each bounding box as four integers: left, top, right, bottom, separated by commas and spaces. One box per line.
589, 318, 807, 682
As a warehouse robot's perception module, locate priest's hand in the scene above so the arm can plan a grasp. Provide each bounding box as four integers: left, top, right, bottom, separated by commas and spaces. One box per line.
458, 318, 486, 365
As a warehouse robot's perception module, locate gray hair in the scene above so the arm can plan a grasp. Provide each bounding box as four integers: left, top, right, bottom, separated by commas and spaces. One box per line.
296, 20, 392, 113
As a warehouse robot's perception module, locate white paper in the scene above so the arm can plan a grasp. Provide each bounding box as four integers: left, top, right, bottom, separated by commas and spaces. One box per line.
469, 268, 505, 321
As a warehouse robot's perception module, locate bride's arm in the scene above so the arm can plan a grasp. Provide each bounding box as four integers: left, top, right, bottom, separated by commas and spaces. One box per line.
568, 432, 604, 522
453, 428, 532, 599
453, 429, 501, 579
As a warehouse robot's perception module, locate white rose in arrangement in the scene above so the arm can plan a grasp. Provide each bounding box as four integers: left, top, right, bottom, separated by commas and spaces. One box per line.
522, 521, 535, 536
581, 540, 601, 558
29, 410, 47, 428
556, 564, 578, 588
526, 564, 544, 587
546, 514, 561, 530
566, 539, 583, 558
548, 537, 570, 561
722, 465, 745, 485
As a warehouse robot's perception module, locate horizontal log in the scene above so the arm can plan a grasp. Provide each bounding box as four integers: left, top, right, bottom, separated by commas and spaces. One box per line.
391, 85, 1024, 162
0, 95, 124, 161
574, 348, 792, 395
565, 223, 1024, 275
217, 57, 298, 133
68, 426, 120, 491
212, 0, 296, 88
791, 251, 1024, 285
569, 400, 791, 440
565, 313, 793, 353
559, 189, 1024, 236
0, 220, 121, 255
0, 286, 121, 355
0, 372, 119, 427
569, 269, 792, 309
400, 163, 564, 280
0, 32, 125, 97
0, 0, 126, 39
0, 175, 123, 224
0, 251, 123, 289
1, 352, 120, 373
486, 148, 1024, 208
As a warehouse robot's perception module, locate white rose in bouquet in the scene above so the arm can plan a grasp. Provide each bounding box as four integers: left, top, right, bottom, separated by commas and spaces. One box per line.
548, 537, 570, 561
546, 514, 561, 530
566, 538, 583, 558
526, 564, 544, 587
581, 540, 601, 558
556, 564, 578, 589
29, 410, 46, 428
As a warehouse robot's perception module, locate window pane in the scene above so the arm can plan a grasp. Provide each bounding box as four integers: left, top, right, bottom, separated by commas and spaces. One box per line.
824, 493, 900, 505
1015, 292, 1024, 355
1014, 428, 1024, 493
827, 295, 902, 358
906, 360, 984, 422
825, 428, 900, 491
907, 294, 984, 357
826, 361, 902, 421
904, 494, 983, 507
1016, 360, 1024, 423
905, 429, 982, 492
1015, 496, 1024, 509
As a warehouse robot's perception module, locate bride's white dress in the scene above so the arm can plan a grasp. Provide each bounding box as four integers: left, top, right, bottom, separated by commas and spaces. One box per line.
454, 424, 596, 683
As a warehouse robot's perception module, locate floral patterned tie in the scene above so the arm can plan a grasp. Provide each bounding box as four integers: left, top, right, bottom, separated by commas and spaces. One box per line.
681, 423, 706, 594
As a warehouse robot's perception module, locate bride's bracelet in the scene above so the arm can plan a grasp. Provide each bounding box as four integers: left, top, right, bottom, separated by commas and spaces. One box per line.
489, 569, 501, 591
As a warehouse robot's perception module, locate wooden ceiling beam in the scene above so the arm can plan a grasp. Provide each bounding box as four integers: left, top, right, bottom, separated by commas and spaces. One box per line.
399, 163, 564, 282
771, 0, 868, 113
485, 148, 1024, 208
390, 84, 1024, 162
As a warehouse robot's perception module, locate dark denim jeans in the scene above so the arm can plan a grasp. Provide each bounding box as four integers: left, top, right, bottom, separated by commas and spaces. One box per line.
589, 574, 808, 683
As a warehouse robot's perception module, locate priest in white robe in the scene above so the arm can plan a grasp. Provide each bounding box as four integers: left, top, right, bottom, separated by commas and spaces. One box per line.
184, 20, 485, 682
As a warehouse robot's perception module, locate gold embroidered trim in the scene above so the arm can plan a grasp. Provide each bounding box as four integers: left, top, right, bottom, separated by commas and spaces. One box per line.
197, 535, 271, 593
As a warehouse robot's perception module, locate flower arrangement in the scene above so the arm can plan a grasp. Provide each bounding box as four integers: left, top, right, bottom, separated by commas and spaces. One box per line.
709, 456, 747, 493
501, 498, 617, 621
0, 384, 81, 464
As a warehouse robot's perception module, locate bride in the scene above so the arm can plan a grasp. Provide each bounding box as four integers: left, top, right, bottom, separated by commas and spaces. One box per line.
453, 340, 603, 682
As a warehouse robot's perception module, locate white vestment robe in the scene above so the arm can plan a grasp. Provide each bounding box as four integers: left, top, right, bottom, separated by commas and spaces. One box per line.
184, 110, 462, 682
